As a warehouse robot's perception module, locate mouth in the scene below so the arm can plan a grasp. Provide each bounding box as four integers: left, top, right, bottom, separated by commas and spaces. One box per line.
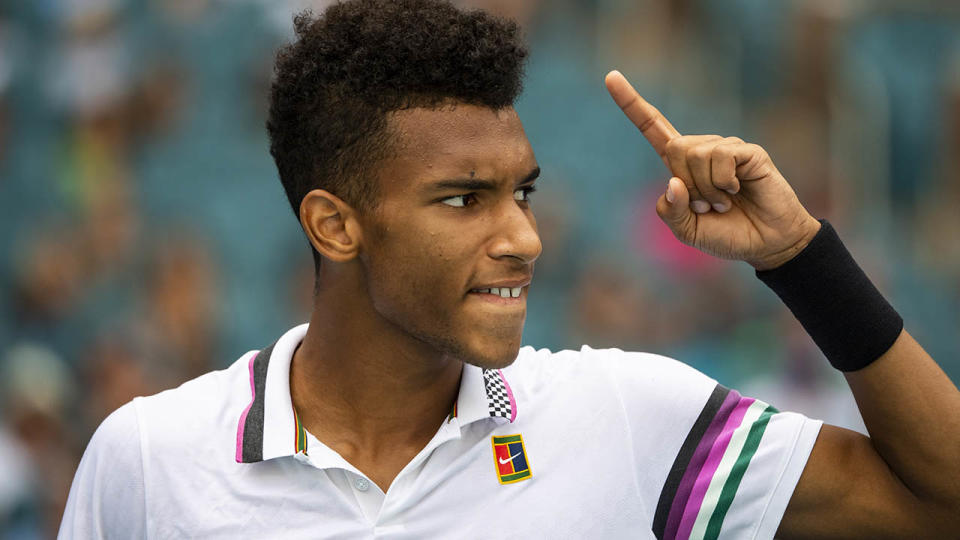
466, 283, 529, 306
469, 286, 524, 299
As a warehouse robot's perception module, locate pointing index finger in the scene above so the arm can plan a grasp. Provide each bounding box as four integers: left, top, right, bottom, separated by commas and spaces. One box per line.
605, 70, 681, 159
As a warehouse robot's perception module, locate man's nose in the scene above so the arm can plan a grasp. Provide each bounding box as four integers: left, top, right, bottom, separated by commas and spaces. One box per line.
489, 202, 542, 264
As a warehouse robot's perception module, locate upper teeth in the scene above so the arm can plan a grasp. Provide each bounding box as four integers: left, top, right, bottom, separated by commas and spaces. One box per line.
473, 287, 522, 298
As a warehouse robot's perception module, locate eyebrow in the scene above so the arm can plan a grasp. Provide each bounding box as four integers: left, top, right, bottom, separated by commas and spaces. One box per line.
425, 166, 540, 193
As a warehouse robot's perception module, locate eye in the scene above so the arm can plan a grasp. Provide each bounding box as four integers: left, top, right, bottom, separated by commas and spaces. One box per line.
441, 194, 476, 208
514, 185, 537, 202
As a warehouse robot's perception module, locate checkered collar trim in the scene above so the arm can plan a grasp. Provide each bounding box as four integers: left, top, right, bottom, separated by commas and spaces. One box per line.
449, 365, 518, 425
482, 369, 517, 422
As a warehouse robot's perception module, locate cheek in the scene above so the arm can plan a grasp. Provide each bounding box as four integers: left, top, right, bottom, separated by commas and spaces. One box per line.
368, 227, 469, 317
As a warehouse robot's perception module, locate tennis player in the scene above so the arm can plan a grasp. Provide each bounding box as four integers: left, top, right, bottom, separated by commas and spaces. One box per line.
60, 1, 959, 538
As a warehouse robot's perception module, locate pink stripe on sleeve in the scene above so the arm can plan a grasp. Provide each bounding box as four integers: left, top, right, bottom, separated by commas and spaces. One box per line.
234, 352, 259, 463
675, 397, 756, 539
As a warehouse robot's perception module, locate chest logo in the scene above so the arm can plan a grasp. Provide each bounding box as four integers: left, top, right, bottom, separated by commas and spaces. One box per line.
491, 434, 532, 484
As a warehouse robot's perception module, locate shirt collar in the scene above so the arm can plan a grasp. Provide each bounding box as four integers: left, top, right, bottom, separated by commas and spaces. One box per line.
235, 324, 518, 464
235, 324, 308, 464
451, 363, 518, 425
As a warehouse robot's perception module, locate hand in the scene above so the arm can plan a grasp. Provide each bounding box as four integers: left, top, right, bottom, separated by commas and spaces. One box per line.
604, 70, 821, 270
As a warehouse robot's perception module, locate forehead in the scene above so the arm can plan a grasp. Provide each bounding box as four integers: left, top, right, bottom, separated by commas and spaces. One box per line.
380, 104, 535, 189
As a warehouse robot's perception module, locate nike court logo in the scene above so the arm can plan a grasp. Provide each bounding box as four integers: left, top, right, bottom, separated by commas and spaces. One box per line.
499, 452, 522, 465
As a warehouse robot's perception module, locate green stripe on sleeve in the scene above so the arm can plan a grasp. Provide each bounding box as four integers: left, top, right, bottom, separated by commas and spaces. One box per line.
703, 405, 777, 540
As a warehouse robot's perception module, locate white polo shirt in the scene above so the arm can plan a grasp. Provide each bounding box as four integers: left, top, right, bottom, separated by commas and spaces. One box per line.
60, 324, 821, 539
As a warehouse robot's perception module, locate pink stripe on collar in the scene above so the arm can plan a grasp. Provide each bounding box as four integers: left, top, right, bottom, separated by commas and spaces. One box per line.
497, 369, 517, 423
235, 352, 259, 463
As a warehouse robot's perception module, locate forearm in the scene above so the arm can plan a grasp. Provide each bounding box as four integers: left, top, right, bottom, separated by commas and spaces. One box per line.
760, 220, 960, 536
845, 329, 960, 517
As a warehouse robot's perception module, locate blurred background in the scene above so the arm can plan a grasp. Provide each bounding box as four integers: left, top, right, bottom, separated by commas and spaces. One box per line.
2, 0, 960, 535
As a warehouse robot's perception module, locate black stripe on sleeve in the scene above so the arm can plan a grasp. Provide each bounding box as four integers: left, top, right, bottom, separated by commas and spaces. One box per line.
240, 343, 274, 463
652, 383, 729, 539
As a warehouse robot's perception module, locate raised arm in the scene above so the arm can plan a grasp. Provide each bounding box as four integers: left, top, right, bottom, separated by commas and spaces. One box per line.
605, 70, 960, 538
778, 330, 960, 537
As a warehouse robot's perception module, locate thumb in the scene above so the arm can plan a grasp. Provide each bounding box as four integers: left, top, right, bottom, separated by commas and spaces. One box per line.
656, 177, 695, 243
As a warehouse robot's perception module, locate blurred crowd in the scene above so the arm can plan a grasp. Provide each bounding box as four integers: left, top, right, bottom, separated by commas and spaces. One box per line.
2, 0, 960, 536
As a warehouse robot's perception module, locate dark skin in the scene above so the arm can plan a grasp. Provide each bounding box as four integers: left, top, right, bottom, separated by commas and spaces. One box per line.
606, 70, 960, 537
291, 104, 540, 492
290, 76, 960, 534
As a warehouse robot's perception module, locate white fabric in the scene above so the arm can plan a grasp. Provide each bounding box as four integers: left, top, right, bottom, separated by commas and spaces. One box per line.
59, 324, 821, 539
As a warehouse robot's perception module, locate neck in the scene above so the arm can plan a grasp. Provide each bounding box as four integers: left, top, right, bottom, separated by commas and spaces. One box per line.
290, 274, 462, 466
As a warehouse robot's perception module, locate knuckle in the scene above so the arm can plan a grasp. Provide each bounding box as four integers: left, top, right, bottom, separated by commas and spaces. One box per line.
688, 144, 711, 161
749, 143, 768, 157
665, 137, 684, 157
711, 145, 733, 161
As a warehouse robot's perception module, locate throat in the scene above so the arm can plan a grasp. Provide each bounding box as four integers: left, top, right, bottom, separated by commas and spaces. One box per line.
327, 437, 436, 493
289, 337, 463, 492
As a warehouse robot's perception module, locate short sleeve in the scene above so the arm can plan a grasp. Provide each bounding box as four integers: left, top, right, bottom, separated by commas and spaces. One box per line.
58, 402, 147, 539
588, 347, 822, 540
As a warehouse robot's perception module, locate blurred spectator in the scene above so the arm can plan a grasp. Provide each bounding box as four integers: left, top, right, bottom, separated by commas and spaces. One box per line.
914, 62, 960, 284
570, 260, 655, 351
0, 424, 36, 536
78, 333, 156, 432
133, 232, 221, 382
741, 312, 867, 435
46, 0, 131, 121
11, 227, 87, 329
0, 343, 78, 538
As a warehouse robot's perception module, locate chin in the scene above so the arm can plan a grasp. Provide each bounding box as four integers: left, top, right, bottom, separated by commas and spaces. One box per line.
459, 341, 522, 370
424, 322, 524, 370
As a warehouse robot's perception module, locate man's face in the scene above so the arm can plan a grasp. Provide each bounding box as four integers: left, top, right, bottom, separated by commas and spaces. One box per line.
358, 104, 541, 369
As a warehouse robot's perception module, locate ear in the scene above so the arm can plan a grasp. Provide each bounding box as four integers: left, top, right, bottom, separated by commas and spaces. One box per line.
299, 189, 363, 263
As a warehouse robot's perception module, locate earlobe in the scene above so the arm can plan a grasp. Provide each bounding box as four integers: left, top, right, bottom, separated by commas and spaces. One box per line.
300, 189, 362, 263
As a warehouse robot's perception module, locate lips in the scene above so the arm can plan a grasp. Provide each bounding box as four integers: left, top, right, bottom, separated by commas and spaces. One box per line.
468, 276, 532, 298
471, 286, 523, 298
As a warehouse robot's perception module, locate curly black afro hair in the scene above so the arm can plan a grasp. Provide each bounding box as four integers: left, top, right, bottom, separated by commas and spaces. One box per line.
267, 0, 528, 270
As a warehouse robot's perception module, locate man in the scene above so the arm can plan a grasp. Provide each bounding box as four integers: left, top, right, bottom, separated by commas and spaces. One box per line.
60, 1, 959, 538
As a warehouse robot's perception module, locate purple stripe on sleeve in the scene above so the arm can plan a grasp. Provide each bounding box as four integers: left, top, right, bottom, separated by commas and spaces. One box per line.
663, 389, 742, 540
234, 352, 259, 463
675, 397, 755, 540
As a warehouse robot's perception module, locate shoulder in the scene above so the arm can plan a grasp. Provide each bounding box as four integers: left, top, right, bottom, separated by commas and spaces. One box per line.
130, 351, 257, 458
507, 344, 720, 452
75, 351, 254, 471
60, 402, 147, 538
509, 344, 717, 405
80, 400, 143, 467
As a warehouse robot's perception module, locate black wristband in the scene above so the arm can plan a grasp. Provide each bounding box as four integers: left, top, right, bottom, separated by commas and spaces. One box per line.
756, 219, 903, 372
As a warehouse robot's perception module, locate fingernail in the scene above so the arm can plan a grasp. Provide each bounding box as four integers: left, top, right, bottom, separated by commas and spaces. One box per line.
665, 183, 675, 204
691, 200, 711, 214
725, 188, 738, 195
712, 202, 729, 213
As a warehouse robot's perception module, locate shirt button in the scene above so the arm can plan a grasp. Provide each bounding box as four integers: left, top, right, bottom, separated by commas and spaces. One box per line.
354, 477, 370, 492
